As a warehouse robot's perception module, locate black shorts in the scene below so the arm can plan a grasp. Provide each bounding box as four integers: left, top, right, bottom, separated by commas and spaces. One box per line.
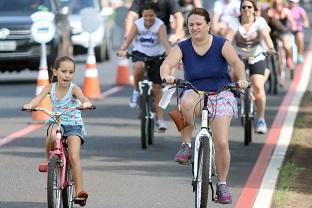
243, 59, 266, 76
131, 51, 164, 84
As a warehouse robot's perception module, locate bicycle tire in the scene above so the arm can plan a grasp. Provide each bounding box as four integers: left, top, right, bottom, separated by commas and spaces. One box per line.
47, 155, 62, 208
140, 85, 148, 149
244, 88, 252, 146
270, 54, 278, 95
62, 160, 74, 208
147, 93, 155, 145
195, 136, 209, 208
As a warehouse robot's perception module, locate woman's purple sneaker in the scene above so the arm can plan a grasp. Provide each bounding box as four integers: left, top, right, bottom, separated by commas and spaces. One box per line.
216, 183, 232, 204
174, 144, 192, 164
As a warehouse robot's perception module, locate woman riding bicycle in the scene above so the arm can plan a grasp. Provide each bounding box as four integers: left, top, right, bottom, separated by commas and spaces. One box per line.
231, 0, 275, 134
23, 56, 92, 207
160, 8, 248, 204
118, 2, 171, 131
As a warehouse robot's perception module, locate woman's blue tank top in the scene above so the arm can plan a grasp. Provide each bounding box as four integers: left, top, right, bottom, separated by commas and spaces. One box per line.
49, 82, 84, 126
178, 35, 231, 92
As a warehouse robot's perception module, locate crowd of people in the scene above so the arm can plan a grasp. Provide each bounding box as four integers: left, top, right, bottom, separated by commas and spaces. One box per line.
23, 0, 310, 206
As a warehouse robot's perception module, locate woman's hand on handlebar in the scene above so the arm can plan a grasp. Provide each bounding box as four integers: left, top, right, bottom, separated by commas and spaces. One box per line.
162, 75, 176, 84
117, 50, 127, 57
237, 79, 249, 90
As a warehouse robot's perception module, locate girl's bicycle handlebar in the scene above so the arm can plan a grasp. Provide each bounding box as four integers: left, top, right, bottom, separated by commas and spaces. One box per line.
21, 106, 96, 118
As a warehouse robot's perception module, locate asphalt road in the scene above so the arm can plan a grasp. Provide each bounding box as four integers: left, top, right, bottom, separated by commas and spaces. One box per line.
0, 9, 311, 208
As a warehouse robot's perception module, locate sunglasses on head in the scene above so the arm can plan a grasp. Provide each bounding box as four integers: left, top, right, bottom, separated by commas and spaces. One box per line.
242, 5, 253, 9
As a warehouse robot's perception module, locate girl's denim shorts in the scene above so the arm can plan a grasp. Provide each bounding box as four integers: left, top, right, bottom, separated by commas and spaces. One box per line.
47, 124, 86, 145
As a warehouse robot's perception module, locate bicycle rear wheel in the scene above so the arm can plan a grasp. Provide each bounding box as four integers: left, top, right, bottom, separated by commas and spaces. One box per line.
47, 155, 62, 208
194, 136, 209, 208
244, 88, 253, 146
140, 85, 148, 149
62, 160, 74, 208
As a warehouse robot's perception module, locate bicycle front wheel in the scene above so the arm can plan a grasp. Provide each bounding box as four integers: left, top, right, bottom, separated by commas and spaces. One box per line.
195, 136, 209, 208
147, 93, 155, 145
244, 88, 253, 146
47, 155, 62, 208
62, 160, 74, 208
140, 85, 149, 149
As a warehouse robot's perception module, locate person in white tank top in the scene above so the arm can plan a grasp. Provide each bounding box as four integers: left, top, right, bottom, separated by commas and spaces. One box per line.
118, 2, 171, 131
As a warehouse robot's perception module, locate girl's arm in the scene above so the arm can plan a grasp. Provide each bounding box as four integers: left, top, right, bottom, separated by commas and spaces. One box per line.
118, 24, 138, 56
159, 24, 171, 55
222, 41, 248, 89
160, 46, 182, 84
23, 84, 51, 109
72, 86, 93, 108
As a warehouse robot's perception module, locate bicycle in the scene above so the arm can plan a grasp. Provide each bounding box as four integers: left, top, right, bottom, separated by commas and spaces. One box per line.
124, 52, 166, 149
265, 52, 279, 95
168, 79, 241, 208
22, 106, 95, 208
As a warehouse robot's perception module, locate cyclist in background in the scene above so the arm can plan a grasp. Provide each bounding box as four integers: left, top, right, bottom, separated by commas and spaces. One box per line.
118, 2, 171, 131
212, 0, 241, 41
268, 0, 297, 69
160, 8, 248, 204
232, 0, 275, 134
124, 0, 185, 43
23, 56, 92, 206
288, 0, 310, 63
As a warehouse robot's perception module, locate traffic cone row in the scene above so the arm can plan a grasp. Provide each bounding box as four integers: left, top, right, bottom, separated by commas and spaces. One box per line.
83, 52, 101, 99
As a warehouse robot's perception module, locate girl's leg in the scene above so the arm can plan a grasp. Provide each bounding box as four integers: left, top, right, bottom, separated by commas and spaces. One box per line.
210, 116, 232, 182
41, 125, 57, 166
67, 135, 83, 196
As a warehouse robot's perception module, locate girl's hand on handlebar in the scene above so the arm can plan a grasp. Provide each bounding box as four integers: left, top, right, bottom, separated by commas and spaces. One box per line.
23, 103, 34, 111
81, 101, 93, 109
237, 80, 249, 90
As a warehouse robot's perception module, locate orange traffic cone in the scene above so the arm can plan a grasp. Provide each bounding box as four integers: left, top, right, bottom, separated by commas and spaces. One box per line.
32, 66, 52, 122
83, 51, 101, 99
115, 57, 132, 85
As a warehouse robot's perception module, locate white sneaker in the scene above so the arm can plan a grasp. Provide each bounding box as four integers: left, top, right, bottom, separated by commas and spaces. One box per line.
129, 90, 139, 108
157, 119, 167, 132
255, 119, 267, 134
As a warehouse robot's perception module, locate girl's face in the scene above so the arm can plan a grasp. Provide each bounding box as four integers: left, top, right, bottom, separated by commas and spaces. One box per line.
142, 9, 156, 27
187, 14, 209, 39
241, 1, 255, 17
53, 60, 75, 88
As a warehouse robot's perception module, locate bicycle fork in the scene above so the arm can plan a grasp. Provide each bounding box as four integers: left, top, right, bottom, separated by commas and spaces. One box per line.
139, 80, 154, 119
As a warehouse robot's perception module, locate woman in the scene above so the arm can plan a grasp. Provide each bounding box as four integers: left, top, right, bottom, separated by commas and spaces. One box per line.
232, 0, 275, 134
160, 8, 248, 204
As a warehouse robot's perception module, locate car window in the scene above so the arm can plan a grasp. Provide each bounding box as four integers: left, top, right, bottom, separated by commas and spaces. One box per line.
59, 0, 98, 14
0, 0, 52, 14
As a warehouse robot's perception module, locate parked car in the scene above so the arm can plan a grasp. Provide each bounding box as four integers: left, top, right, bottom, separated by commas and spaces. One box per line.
0, 0, 72, 73
59, 0, 113, 62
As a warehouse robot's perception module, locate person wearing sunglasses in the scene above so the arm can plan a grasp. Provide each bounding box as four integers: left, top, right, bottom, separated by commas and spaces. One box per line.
231, 0, 275, 134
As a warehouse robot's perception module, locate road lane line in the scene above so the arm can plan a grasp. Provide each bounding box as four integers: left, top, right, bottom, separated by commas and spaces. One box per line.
0, 86, 125, 147
236, 37, 312, 208
0, 124, 43, 147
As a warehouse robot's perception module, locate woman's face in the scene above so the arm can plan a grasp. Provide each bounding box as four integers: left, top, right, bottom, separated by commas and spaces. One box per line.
142, 9, 156, 27
240, 0, 255, 17
187, 14, 209, 39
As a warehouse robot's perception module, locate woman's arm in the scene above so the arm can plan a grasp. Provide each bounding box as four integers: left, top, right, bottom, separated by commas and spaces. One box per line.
23, 84, 51, 109
261, 27, 275, 50
160, 46, 182, 83
222, 41, 248, 89
159, 24, 171, 55
301, 9, 310, 28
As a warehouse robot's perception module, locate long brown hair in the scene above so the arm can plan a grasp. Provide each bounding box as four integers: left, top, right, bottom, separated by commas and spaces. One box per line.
49, 56, 75, 83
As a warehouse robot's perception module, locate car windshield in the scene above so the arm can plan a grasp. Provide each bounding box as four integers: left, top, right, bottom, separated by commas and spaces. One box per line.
58, 0, 98, 14
0, 0, 52, 14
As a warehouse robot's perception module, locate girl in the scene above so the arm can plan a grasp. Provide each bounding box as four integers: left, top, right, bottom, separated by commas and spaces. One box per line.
23, 56, 92, 206
118, 2, 171, 131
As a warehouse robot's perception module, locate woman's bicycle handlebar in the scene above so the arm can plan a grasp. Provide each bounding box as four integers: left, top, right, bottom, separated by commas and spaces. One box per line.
21, 106, 96, 118
116, 51, 166, 62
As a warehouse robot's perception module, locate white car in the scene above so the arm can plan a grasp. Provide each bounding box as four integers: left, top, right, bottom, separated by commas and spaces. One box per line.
61, 0, 113, 62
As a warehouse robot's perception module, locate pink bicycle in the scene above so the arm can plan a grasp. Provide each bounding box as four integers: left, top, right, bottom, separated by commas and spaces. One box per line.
22, 106, 95, 208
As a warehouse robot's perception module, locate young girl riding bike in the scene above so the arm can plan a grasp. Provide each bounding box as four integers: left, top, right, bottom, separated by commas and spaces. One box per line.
23, 56, 92, 207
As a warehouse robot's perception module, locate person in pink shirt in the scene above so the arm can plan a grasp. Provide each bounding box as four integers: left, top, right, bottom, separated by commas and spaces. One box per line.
288, 0, 310, 63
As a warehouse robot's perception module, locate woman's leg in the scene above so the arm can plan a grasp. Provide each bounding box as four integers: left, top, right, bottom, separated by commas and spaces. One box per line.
210, 116, 232, 182
251, 74, 266, 119
67, 136, 83, 196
